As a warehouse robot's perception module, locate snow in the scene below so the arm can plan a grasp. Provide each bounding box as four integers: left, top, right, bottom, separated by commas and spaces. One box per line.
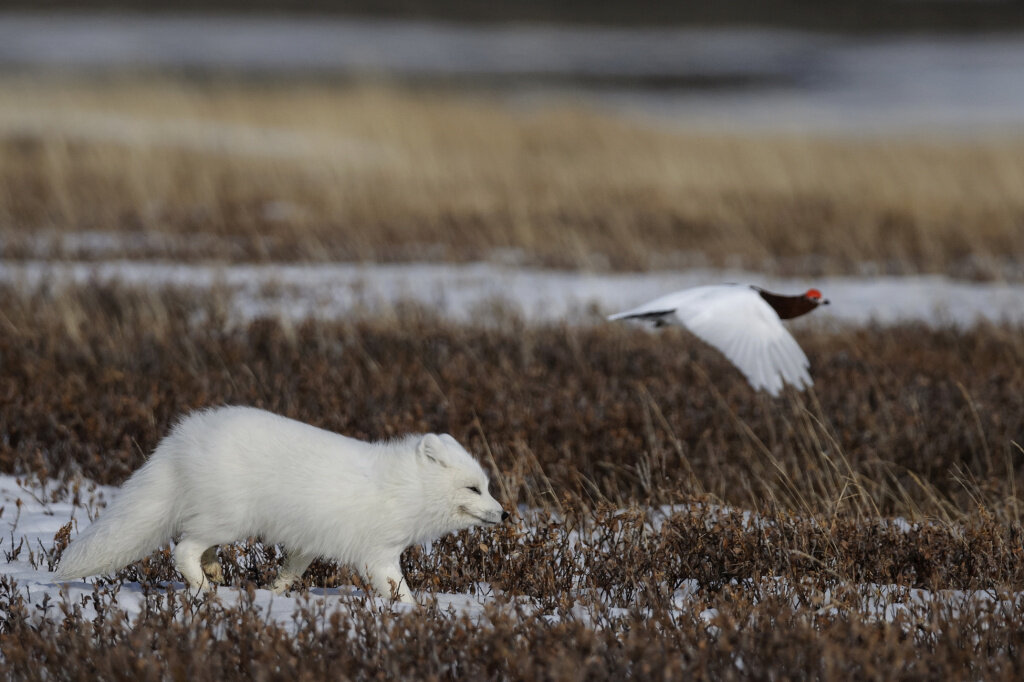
0, 474, 494, 629
2, 473, 1018, 633
2, 259, 1022, 328
0, 15, 808, 80
2, 14, 1024, 135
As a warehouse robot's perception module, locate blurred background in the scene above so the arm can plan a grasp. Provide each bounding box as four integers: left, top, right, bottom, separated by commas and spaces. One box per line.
1, 1, 1023, 298
5, 2, 1024, 133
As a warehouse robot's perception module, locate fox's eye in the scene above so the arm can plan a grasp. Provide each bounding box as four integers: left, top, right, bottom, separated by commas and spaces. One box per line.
467, 486, 481, 495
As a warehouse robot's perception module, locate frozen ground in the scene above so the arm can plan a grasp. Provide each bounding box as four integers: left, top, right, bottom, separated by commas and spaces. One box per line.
1, 473, 1018, 632
2, 259, 1023, 328
1, 14, 1023, 135
0, 473, 501, 629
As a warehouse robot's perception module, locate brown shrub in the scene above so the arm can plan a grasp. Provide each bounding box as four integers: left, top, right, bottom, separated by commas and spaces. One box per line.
1, 284, 1021, 522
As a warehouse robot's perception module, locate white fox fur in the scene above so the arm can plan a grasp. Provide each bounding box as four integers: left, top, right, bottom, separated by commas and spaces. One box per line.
56, 406, 507, 603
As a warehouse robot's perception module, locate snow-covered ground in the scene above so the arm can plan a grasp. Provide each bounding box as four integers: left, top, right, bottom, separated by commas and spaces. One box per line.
0, 473, 498, 629
2, 259, 1022, 328
1, 14, 1024, 135
2, 474, 1017, 631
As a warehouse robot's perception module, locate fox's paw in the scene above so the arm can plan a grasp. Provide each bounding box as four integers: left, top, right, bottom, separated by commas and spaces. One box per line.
202, 560, 224, 585
200, 547, 224, 584
271, 576, 297, 595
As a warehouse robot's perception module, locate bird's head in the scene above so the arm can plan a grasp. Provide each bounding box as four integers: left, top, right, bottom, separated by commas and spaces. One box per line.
803, 289, 830, 306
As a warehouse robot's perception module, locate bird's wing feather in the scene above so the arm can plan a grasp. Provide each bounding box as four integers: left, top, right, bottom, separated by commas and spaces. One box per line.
669, 286, 812, 396
607, 286, 729, 321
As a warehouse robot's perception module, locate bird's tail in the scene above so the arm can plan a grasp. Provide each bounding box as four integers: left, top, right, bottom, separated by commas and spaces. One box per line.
55, 450, 180, 580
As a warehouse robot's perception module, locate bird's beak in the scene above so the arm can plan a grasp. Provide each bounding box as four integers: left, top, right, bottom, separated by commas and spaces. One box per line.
820, 299, 831, 305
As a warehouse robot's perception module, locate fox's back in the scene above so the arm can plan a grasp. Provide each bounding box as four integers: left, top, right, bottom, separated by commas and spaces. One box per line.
161, 407, 375, 500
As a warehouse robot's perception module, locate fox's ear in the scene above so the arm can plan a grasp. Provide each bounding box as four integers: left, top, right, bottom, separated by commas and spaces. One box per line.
416, 434, 449, 467
439, 434, 461, 449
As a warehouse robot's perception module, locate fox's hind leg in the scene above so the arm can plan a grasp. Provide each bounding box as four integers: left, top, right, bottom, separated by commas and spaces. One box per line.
174, 538, 214, 592
272, 551, 314, 594
201, 546, 224, 585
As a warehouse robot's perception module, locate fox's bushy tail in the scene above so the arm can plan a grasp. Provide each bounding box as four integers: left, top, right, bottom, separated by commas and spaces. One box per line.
56, 450, 180, 580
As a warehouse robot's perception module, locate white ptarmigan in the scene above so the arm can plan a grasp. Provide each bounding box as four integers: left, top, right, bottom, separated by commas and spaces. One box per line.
608, 285, 829, 396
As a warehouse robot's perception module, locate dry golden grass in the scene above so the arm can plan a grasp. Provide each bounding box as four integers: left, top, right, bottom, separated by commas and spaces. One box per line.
2, 76, 1023, 275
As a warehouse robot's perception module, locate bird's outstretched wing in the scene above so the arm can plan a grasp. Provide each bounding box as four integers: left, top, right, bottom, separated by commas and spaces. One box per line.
607, 286, 715, 323
610, 285, 812, 396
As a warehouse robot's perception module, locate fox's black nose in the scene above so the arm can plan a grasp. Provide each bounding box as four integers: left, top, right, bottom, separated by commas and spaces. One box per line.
501, 510, 510, 521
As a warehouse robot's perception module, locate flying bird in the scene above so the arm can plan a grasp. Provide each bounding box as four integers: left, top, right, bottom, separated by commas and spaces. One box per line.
608, 285, 829, 396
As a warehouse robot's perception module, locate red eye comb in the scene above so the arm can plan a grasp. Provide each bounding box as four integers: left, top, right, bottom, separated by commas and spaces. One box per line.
805, 289, 822, 300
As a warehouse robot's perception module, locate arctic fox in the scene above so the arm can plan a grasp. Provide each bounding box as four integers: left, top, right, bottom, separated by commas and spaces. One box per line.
56, 406, 508, 603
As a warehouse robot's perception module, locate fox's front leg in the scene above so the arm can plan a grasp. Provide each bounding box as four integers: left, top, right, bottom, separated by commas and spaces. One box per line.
367, 562, 415, 604
175, 538, 216, 593
272, 552, 314, 594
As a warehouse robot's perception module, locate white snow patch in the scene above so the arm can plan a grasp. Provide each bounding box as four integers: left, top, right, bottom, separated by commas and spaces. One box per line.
1, 259, 1022, 328
2, 473, 1019, 636
0, 473, 510, 629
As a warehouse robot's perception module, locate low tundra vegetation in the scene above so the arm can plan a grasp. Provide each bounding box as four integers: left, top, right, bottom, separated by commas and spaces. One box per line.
1, 284, 1023, 678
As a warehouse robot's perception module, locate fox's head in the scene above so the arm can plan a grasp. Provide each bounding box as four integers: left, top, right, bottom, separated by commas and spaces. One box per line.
416, 433, 509, 531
